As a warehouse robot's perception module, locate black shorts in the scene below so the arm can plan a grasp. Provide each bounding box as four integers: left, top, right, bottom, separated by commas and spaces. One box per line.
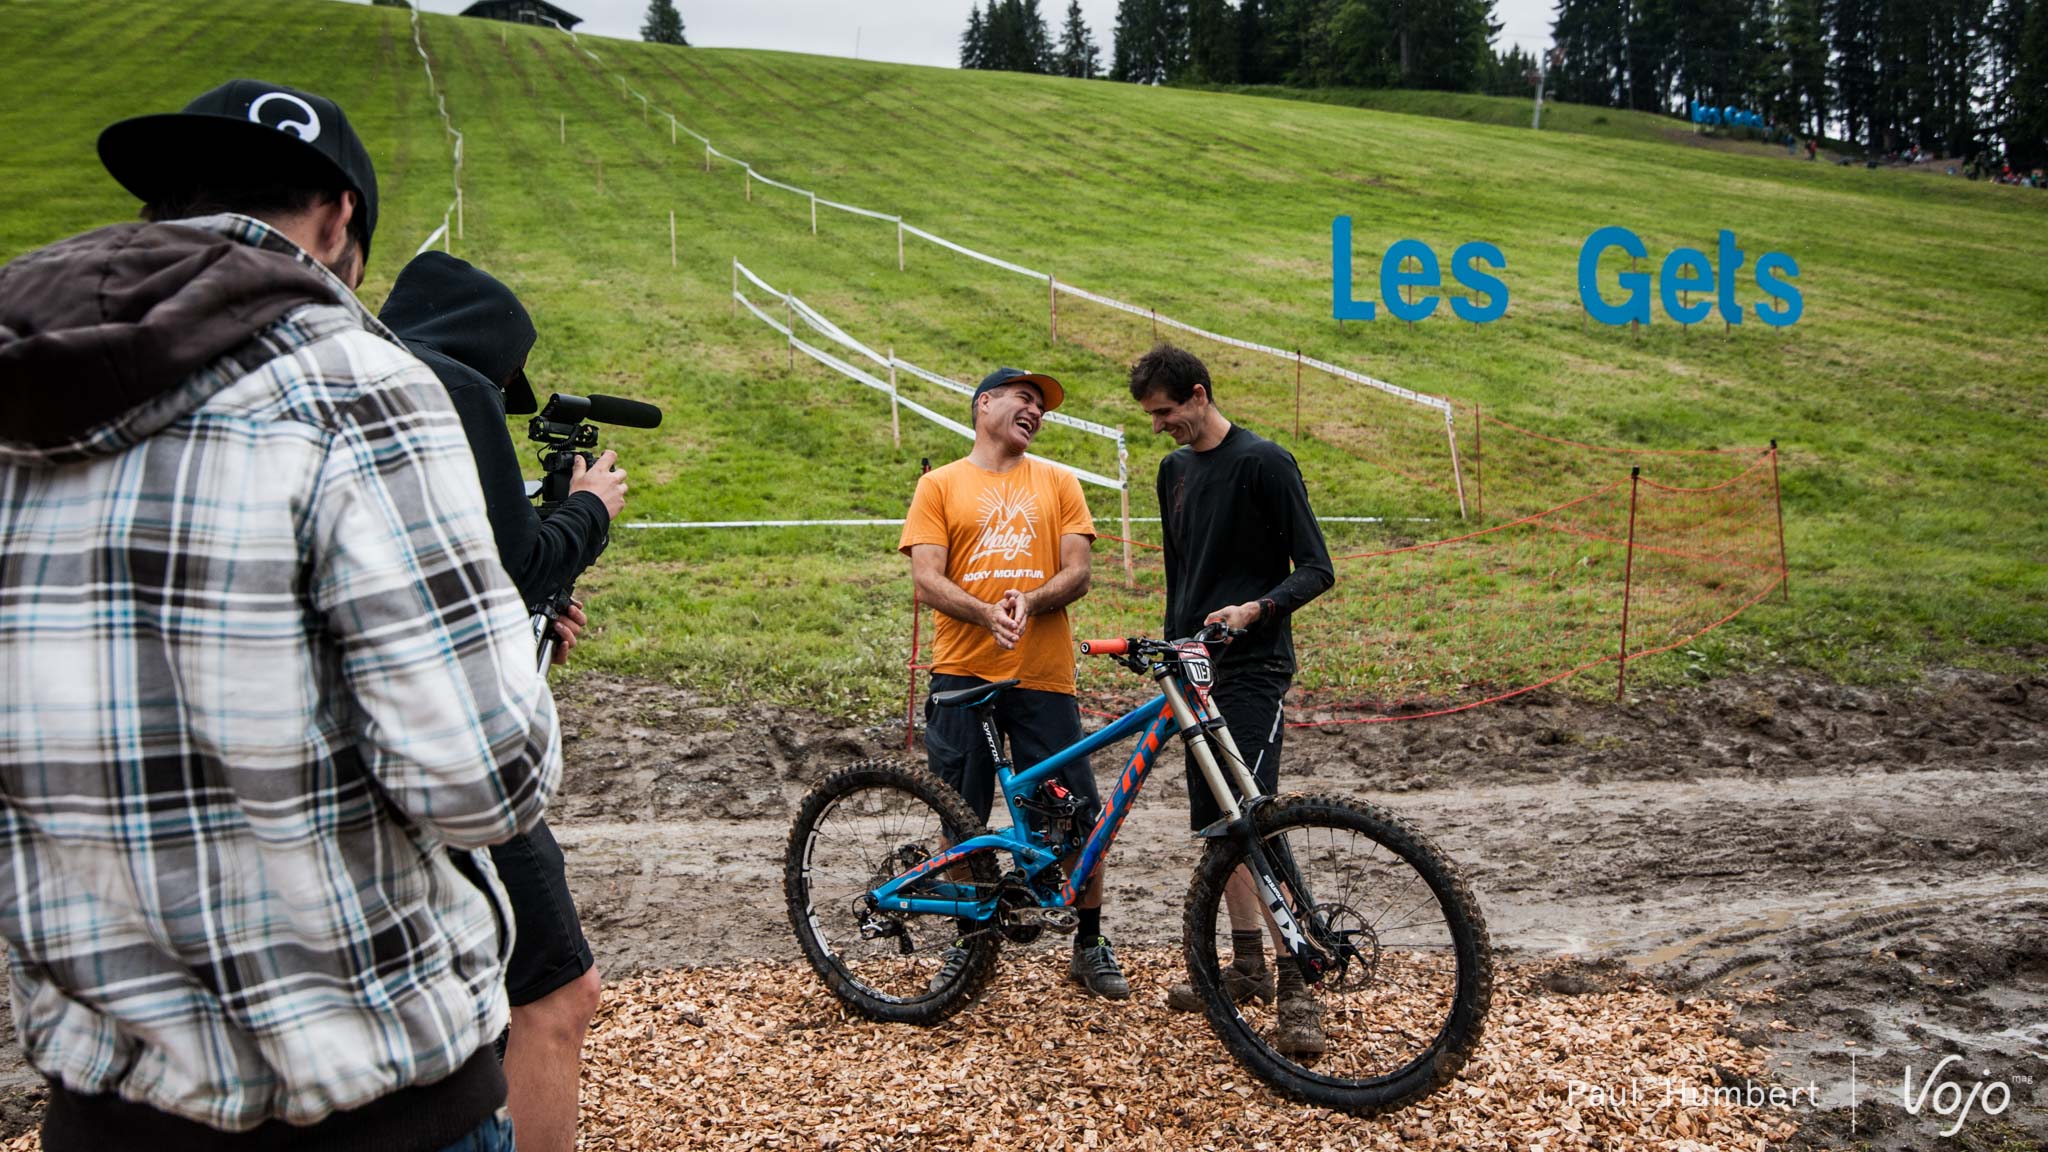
1187, 662, 1290, 832
488, 818, 595, 1006
923, 674, 1101, 829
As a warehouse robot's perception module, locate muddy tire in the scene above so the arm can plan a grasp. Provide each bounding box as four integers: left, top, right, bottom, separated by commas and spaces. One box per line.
1183, 794, 1492, 1114
785, 759, 1003, 1025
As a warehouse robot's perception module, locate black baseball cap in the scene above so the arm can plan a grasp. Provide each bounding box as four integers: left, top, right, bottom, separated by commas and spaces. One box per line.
98, 79, 380, 262
972, 367, 1065, 415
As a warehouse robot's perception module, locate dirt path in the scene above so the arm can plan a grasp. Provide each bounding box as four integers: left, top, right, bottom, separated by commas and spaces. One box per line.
0, 669, 2039, 1146
548, 668, 2047, 1149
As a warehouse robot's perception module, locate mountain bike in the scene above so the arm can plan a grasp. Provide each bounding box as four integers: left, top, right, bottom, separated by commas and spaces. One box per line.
783, 623, 1492, 1114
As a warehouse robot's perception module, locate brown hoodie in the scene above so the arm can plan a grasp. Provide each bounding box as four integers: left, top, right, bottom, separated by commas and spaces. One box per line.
0, 220, 333, 461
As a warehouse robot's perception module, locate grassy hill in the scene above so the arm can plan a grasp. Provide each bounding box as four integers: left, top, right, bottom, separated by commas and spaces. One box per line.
2, 0, 2042, 715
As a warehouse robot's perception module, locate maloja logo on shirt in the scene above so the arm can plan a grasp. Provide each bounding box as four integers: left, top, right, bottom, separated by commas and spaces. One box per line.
967, 482, 1038, 566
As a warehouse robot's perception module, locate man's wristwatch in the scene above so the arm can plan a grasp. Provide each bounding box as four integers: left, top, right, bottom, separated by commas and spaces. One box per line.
1257, 598, 1278, 623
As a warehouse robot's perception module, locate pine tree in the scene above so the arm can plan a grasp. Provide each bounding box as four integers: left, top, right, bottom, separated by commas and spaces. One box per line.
1781, 0, 1829, 133
641, 0, 687, 45
2010, 0, 2048, 160
1830, 0, 1882, 144
1188, 0, 1238, 81
1158, 0, 1192, 78
1113, 0, 1162, 81
1023, 0, 1057, 70
1058, 1, 1104, 76
1235, 0, 1275, 82
962, 3, 991, 68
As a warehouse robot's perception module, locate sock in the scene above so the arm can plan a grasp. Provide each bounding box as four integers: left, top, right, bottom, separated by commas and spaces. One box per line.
1231, 929, 1264, 970
1277, 960, 1307, 996
1077, 907, 1102, 943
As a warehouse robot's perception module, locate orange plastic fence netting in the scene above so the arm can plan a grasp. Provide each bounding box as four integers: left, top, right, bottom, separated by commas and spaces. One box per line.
902, 449, 1786, 742
1467, 408, 1772, 522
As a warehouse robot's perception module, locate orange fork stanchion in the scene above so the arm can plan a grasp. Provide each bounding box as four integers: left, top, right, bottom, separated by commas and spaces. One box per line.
1616, 466, 1641, 702
1770, 439, 1790, 603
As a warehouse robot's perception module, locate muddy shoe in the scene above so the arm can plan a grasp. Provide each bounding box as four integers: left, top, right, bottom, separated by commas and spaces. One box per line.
928, 945, 970, 994
1166, 961, 1277, 1012
1273, 988, 1327, 1059
1069, 937, 1131, 1000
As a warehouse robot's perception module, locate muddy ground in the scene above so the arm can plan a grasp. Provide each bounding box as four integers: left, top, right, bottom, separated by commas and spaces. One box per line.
1, 668, 2041, 1147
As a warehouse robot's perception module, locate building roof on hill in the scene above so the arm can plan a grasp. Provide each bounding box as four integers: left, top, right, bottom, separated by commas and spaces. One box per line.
459, 0, 581, 31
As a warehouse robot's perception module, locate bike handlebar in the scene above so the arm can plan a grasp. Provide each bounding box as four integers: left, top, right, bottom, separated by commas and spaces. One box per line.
1079, 624, 1245, 659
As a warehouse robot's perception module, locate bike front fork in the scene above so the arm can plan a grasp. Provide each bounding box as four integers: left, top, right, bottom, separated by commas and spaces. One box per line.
1162, 678, 1337, 981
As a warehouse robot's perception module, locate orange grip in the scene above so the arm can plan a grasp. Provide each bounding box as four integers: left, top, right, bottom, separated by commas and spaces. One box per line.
1079, 638, 1129, 656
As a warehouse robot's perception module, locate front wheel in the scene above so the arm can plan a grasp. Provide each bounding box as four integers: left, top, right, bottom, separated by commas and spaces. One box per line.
1183, 794, 1492, 1114
785, 760, 1003, 1024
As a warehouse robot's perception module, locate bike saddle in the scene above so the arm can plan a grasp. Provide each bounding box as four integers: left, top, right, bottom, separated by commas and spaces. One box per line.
928, 679, 1020, 709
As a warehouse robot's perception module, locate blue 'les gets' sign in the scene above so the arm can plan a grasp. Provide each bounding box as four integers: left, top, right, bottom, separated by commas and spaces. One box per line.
1331, 217, 1803, 327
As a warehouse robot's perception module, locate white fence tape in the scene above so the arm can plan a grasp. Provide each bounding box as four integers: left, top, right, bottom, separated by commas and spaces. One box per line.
1052, 280, 1453, 415
734, 260, 1124, 492
789, 297, 887, 368
746, 168, 810, 199
621, 515, 1429, 530
899, 223, 1049, 282
407, 5, 464, 253
744, 262, 1123, 445
415, 220, 450, 257
816, 198, 900, 224
734, 259, 781, 297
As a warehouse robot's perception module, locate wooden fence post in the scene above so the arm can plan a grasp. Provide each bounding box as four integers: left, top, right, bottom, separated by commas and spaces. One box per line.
1616, 467, 1642, 702
888, 349, 901, 448
1770, 439, 1790, 602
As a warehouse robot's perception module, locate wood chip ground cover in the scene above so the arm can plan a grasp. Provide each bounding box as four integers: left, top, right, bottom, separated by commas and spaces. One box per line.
573, 952, 1798, 1151
0, 952, 1805, 1151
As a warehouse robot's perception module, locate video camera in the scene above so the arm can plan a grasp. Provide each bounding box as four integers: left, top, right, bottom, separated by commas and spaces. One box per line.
525, 391, 663, 667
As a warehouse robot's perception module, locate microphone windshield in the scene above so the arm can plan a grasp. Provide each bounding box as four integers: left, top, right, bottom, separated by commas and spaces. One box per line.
584, 394, 664, 429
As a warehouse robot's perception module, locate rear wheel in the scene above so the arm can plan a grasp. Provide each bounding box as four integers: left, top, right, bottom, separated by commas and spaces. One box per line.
785, 760, 1003, 1024
1183, 794, 1492, 1114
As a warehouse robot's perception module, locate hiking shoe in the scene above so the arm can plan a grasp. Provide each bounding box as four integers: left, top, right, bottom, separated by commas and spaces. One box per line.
929, 945, 971, 994
1069, 936, 1131, 1000
1273, 986, 1327, 1059
1166, 961, 1277, 1012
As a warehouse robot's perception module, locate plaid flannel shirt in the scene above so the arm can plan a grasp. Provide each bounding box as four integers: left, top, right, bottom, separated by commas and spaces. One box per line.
0, 215, 560, 1130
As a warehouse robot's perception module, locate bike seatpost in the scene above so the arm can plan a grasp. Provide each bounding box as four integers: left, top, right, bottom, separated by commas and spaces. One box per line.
971, 702, 1011, 772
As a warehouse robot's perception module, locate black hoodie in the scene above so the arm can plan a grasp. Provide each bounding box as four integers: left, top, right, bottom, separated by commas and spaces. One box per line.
379, 252, 608, 609
0, 221, 335, 464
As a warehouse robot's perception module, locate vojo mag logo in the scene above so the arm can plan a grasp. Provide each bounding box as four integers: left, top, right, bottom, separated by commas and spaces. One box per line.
248, 91, 320, 142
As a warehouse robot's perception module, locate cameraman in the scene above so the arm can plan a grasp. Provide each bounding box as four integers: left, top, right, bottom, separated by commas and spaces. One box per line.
380, 251, 624, 1152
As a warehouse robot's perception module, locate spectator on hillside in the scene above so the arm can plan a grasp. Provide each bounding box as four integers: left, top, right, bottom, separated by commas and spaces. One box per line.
0, 79, 556, 1152
380, 251, 625, 1152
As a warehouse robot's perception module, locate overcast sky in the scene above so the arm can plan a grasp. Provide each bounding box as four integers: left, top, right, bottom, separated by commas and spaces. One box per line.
398, 1, 1557, 66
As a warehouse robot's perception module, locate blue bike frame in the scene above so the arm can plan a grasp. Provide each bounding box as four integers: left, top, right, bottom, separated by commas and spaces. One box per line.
870, 689, 1196, 920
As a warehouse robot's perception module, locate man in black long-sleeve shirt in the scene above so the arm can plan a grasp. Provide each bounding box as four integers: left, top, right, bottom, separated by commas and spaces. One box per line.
379, 251, 626, 1152
1128, 342, 1334, 1055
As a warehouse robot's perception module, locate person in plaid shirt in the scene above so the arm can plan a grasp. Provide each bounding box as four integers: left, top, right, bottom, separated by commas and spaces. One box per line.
0, 81, 558, 1151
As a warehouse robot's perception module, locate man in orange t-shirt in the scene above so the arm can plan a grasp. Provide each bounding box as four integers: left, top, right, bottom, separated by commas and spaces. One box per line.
900, 367, 1127, 1000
